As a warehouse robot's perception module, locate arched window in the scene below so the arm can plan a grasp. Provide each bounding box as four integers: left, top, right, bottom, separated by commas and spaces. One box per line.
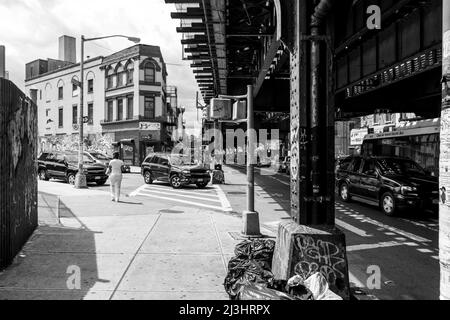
45, 83, 52, 102
116, 63, 125, 87
57, 79, 64, 100
71, 76, 79, 97
86, 71, 95, 94
144, 62, 156, 83
125, 60, 134, 85
106, 67, 114, 89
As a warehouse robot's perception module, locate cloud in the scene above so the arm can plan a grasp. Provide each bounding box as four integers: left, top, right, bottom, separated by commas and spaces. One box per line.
0, 0, 202, 130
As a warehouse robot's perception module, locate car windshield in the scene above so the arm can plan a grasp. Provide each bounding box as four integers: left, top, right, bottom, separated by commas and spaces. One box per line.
65, 154, 95, 164
90, 152, 110, 160
169, 155, 198, 166
376, 158, 427, 176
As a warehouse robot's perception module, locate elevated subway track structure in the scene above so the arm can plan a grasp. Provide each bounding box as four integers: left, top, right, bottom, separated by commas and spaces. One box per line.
165, 0, 449, 299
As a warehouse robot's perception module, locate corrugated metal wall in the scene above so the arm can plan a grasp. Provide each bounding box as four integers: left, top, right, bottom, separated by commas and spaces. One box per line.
0, 78, 38, 270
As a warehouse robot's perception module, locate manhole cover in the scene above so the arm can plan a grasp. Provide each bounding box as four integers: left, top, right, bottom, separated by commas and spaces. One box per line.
159, 209, 184, 214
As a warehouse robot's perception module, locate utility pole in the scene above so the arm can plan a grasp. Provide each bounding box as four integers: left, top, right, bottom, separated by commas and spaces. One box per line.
439, 0, 450, 301
74, 35, 87, 189
219, 85, 260, 236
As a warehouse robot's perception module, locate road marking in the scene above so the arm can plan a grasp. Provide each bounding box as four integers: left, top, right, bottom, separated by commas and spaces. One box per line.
348, 271, 366, 288
129, 185, 148, 197
214, 185, 233, 212
399, 218, 439, 232
336, 219, 373, 237
417, 248, 433, 253
139, 189, 222, 203
143, 186, 219, 198
135, 192, 225, 211
432, 255, 439, 260
267, 175, 290, 186
347, 241, 404, 252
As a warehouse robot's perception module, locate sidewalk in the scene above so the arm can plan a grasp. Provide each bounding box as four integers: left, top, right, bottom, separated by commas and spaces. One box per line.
0, 181, 244, 300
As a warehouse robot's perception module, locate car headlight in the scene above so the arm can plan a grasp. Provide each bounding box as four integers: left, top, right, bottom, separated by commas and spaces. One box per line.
401, 186, 418, 195
182, 170, 190, 175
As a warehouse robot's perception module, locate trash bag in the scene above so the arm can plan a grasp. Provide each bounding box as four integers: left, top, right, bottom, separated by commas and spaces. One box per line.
236, 283, 298, 300
224, 240, 276, 299
303, 273, 343, 300
286, 275, 314, 300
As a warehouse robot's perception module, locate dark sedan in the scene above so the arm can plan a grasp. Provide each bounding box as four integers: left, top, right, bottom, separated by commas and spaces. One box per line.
336, 156, 438, 216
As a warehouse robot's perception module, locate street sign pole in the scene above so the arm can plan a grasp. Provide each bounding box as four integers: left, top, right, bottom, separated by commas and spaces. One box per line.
74, 35, 87, 189
219, 85, 260, 237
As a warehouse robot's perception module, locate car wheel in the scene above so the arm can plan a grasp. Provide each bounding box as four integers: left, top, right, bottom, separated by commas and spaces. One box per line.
67, 173, 76, 185
381, 192, 396, 216
339, 183, 351, 202
96, 180, 107, 186
196, 182, 208, 189
170, 175, 182, 189
38, 169, 49, 181
143, 171, 153, 185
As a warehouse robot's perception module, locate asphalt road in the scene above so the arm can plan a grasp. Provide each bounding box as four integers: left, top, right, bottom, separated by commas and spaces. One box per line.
94, 168, 439, 300
226, 165, 440, 300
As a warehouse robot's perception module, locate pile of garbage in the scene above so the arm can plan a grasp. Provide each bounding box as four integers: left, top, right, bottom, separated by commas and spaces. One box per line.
224, 239, 343, 301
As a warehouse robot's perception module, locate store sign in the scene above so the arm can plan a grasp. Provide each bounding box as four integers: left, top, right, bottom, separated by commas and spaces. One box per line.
210, 98, 232, 120
139, 122, 161, 131
350, 128, 369, 146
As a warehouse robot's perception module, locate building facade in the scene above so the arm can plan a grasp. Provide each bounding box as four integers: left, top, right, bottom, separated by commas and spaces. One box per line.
25, 37, 179, 165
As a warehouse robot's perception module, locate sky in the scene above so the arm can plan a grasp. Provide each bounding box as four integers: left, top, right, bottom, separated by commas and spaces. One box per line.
0, 0, 203, 135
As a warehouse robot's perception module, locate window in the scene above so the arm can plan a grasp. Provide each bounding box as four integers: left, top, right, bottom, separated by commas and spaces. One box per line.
39, 90, 42, 100
107, 101, 113, 122
45, 108, 50, 117
144, 96, 155, 119
127, 97, 134, 120
58, 86, 63, 100
117, 99, 123, 121
351, 157, 362, 173
117, 72, 124, 87
72, 105, 78, 125
126, 61, 134, 85
88, 79, 94, 93
72, 83, 78, 97
362, 160, 376, 176
88, 103, 94, 125
58, 107, 63, 128
106, 68, 114, 89
144, 62, 156, 83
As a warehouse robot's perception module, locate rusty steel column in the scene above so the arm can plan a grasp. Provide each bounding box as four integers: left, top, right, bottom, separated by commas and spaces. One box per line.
439, 0, 450, 301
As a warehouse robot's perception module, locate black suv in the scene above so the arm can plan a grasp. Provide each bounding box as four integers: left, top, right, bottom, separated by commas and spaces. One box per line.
141, 154, 211, 189
336, 156, 438, 216
38, 151, 108, 186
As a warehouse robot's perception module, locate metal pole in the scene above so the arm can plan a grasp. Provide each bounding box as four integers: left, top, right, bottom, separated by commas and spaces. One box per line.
242, 84, 260, 237
75, 35, 87, 188
440, 0, 450, 300
247, 84, 255, 213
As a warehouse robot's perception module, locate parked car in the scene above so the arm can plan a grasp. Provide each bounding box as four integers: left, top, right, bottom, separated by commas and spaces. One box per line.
336, 156, 439, 216
84, 151, 131, 173
141, 153, 211, 189
38, 151, 108, 185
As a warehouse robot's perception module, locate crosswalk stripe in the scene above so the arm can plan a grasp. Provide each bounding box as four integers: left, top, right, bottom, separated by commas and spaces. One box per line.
214, 185, 233, 212
135, 192, 225, 211
347, 241, 404, 252
336, 219, 373, 237
139, 189, 222, 203
143, 186, 219, 198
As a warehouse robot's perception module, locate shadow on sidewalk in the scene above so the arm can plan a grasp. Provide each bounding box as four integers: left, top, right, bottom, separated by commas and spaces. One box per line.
0, 194, 102, 300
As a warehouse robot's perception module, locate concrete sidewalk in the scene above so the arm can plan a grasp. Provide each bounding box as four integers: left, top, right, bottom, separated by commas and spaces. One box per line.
0, 181, 244, 300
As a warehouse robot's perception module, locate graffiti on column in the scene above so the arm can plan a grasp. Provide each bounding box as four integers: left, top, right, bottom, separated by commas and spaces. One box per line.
290, 46, 300, 220
440, 29, 450, 300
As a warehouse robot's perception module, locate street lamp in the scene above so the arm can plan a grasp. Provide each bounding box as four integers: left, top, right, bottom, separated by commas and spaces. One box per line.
74, 34, 141, 189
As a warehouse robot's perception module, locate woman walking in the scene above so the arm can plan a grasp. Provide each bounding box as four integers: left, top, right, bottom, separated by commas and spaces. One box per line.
107, 152, 124, 202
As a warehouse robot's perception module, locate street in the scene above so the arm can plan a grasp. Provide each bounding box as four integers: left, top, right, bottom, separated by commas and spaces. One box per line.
92, 166, 439, 300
